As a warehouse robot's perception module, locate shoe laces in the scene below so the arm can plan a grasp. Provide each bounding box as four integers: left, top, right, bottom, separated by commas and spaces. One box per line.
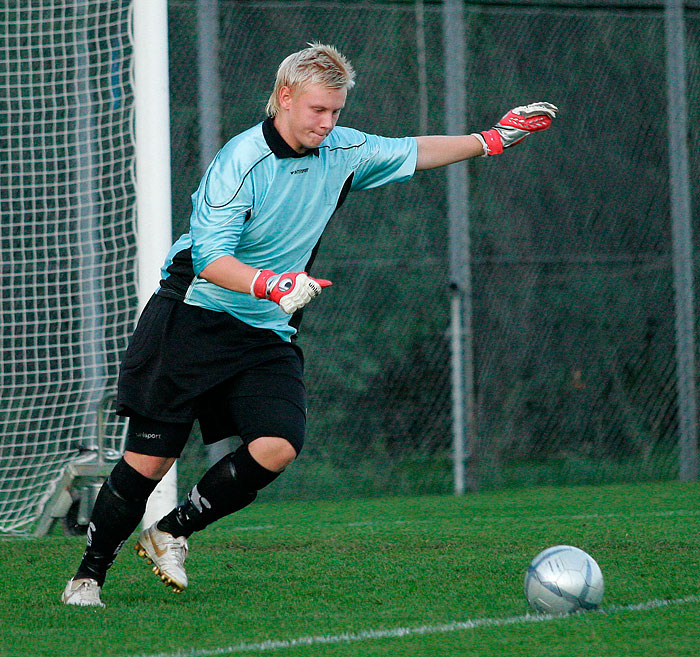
159, 532, 188, 564
73, 578, 103, 603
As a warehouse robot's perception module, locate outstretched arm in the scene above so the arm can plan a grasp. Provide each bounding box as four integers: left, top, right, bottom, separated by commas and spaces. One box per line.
415, 102, 558, 171
415, 134, 485, 170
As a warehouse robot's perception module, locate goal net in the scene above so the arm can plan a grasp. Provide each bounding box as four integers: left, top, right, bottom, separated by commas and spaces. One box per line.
0, 2, 137, 533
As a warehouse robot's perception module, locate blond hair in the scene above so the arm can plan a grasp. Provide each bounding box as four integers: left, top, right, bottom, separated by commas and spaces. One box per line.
266, 43, 356, 117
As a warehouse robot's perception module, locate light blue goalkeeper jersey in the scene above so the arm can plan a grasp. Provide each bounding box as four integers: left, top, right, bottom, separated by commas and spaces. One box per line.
157, 118, 418, 340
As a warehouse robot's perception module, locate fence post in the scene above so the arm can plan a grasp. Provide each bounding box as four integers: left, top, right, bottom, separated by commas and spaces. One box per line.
443, 0, 476, 494
197, 0, 222, 174
196, 0, 233, 467
665, 0, 699, 481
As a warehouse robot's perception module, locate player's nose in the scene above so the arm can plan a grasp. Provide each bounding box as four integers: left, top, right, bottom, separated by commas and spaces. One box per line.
318, 112, 334, 130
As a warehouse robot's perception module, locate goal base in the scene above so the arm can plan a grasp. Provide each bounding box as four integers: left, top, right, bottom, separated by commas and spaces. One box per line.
33, 457, 115, 537
33, 394, 122, 537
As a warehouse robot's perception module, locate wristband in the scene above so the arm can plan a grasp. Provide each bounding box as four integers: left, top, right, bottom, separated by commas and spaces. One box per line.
470, 133, 490, 157
250, 269, 263, 298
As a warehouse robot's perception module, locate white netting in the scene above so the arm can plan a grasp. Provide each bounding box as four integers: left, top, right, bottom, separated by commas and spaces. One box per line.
0, 1, 136, 533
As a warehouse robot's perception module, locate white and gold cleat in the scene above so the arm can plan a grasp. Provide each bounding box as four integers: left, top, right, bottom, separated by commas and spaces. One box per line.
61, 577, 106, 608
135, 523, 188, 593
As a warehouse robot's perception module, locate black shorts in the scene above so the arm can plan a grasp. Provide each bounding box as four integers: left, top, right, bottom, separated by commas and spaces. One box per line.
118, 294, 306, 457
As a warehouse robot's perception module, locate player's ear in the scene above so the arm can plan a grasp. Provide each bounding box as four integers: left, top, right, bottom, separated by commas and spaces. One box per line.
278, 85, 294, 111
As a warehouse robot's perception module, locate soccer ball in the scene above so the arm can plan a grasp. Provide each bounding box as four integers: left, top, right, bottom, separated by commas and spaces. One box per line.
524, 545, 604, 614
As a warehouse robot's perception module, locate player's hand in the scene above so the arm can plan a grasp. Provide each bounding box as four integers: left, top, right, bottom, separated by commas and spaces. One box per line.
475, 102, 558, 156
251, 269, 332, 314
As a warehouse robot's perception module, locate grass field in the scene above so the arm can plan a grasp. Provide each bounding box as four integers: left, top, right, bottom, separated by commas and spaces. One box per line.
1, 481, 699, 657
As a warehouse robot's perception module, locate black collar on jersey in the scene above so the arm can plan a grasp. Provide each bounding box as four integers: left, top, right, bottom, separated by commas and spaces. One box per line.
263, 117, 319, 158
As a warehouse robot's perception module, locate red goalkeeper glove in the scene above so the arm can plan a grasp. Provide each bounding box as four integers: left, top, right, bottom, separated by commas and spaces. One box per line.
473, 102, 558, 156
251, 269, 332, 314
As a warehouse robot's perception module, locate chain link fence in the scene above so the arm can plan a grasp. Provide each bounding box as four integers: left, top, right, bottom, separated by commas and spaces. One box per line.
168, 0, 700, 499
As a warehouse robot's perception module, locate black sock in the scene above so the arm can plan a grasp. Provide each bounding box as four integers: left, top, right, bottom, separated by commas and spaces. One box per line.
157, 444, 280, 538
75, 458, 159, 586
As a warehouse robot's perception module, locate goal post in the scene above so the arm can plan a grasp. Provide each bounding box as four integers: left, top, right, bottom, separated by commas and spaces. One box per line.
132, 0, 178, 526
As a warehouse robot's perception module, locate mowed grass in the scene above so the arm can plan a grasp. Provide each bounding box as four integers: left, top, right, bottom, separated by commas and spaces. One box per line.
1, 481, 699, 657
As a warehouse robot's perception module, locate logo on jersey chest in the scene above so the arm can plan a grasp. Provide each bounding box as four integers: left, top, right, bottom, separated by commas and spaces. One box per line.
290, 168, 309, 175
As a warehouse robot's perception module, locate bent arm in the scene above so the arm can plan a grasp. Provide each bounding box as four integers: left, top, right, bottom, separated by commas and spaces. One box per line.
199, 256, 332, 314
415, 134, 485, 171
199, 255, 258, 294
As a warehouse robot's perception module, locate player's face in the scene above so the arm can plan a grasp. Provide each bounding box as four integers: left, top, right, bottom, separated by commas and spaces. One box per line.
276, 83, 346, 153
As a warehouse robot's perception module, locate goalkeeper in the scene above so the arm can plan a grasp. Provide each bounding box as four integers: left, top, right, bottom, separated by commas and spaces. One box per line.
62, 42, 557, 607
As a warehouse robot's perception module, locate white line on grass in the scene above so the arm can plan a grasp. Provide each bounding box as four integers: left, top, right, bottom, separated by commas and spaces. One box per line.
126, 595, 700, 657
